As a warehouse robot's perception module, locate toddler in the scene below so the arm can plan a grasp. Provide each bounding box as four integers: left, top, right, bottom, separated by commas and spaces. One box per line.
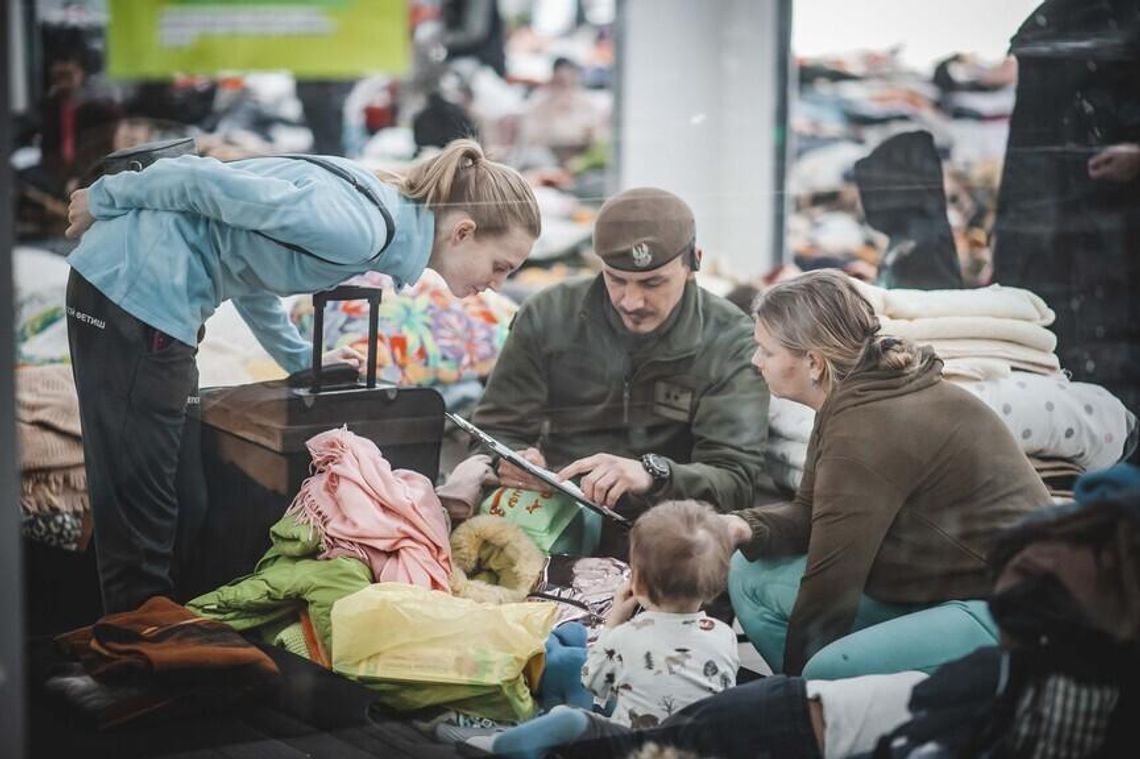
478, 500, 739, 758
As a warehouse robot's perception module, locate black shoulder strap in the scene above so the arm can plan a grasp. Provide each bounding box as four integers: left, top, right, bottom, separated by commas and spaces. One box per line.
251, 154, 396, 266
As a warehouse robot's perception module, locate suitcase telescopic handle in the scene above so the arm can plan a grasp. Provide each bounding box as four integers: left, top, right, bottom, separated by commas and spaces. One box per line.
310, 285, 382, 393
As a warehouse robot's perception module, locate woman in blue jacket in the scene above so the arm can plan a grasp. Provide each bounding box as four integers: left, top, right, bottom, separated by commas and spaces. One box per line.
64, 138, 541, 613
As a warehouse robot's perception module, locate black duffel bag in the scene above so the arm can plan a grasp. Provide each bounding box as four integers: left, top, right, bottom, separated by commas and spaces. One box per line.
81, 136, 198, 186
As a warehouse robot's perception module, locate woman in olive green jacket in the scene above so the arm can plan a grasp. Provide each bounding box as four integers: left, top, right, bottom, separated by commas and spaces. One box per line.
723, 270, 1049, 679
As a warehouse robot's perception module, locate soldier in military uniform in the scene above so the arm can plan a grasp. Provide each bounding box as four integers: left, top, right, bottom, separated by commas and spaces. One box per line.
472, 187, 774, 540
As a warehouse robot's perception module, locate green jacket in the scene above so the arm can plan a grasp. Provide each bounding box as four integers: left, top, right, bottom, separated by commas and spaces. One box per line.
473, 276, 772, 514
187, 514, 373, 655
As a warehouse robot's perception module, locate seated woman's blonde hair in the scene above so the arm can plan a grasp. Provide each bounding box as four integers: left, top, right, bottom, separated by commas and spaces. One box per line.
752, 269, 919, 391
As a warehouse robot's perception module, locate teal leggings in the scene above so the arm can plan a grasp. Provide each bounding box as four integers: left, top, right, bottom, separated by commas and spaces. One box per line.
728, 553, 999, 679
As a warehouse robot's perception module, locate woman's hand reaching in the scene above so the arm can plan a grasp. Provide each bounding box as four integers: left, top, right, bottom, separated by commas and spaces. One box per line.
720, 513, 754, 547
65, 189, 95, 239
321, 345, 366, 373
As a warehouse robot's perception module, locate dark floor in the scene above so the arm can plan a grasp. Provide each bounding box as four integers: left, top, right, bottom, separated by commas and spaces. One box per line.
28, 637, 470, 759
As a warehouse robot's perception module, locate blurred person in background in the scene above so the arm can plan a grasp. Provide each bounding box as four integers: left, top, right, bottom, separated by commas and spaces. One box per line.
518, 56, 604, 168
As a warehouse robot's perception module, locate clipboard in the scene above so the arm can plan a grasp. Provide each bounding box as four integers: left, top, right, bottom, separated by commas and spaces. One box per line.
447, 413, 632, 529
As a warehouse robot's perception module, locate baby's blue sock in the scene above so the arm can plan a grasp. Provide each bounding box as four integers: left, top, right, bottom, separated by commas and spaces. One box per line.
492, 705, 590, 759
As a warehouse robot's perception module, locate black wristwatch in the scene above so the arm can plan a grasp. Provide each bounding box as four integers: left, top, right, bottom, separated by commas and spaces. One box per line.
641, 453, 672, 491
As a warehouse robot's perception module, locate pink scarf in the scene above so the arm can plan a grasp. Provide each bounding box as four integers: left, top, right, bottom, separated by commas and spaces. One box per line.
287, 427, 452, 591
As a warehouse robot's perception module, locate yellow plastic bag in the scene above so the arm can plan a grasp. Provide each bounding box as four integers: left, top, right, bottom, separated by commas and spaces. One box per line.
331, 583, 557, 721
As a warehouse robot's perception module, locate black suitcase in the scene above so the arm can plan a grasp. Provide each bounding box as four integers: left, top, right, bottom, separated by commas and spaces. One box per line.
182, 285, 445, 598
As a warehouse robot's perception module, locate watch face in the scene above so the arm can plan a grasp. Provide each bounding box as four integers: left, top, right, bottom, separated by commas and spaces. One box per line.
643, 454, 669, 480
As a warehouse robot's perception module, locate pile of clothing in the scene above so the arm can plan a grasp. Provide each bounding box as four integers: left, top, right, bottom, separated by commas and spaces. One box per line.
791, 50, 1015, 286
854, 279, 1060, 379
766, 282, 1137, 497
16, 364, 90, 551
877, 465, 1140, 757
188, 426, 620, 723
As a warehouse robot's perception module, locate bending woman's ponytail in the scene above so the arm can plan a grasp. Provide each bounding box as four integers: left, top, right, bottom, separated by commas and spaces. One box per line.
380, 138, 541, 238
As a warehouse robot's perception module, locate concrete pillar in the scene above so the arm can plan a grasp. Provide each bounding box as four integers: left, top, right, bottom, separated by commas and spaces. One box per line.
617, 0, 785, 279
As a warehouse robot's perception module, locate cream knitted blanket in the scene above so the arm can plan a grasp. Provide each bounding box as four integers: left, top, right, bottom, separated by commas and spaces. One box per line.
16, 365, 87, 515
921, 338, 1062, 375
852, 280, 1055, 325
879, 315, 1057, 354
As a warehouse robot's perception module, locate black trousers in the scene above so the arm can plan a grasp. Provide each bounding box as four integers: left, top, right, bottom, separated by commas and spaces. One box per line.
561, 675, 822, 759
66, 271, 206, 614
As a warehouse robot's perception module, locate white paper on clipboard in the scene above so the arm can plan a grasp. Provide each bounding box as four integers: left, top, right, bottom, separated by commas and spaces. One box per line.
446, 413, 632, 528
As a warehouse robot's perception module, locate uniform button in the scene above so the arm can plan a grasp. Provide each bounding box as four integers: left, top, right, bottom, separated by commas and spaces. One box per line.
1085, 359, 1096, 374
1095, 326, 1106, 338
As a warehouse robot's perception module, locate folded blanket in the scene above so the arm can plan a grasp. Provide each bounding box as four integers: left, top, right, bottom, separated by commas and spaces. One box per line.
766, 437, 807, 493
852, 280, 1055, 325
879, 316, 1057, 354
288, 427, 453, 592
768, 397, 816, 444
940, 358, 1013, 381
16, 364, 83, 469
16, 365, 90, 549
22, 508, 89, 552
768, 435, 810, 472
21, 467, 87, 515
1028, 457, 1085, 478
923, 338, 1062, 375
1027, 456, 1084, 499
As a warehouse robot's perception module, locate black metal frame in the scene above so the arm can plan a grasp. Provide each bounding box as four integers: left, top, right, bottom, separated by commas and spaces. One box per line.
774, 0, 794, 265
2, 0, 29, 753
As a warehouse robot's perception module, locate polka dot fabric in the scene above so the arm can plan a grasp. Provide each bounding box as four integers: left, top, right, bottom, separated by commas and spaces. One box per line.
951, 373, 1134, 471
765, 374, 1136, 481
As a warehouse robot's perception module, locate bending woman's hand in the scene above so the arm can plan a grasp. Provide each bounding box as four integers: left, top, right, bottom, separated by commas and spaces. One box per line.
321, 346, 366, 372
65, 189, 95, 239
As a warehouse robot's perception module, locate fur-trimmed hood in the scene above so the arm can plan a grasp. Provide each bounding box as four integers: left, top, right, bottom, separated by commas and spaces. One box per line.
450, 515, 547, 604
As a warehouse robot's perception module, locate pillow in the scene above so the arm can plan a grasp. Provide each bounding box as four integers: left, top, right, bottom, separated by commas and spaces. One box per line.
952, 373, 1135, 471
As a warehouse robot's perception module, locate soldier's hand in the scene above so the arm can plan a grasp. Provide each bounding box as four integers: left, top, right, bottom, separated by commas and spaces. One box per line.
558, 453, 653, 508
496, 447, 552, 494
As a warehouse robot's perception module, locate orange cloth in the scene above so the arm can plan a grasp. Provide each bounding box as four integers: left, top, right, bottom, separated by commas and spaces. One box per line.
52, 596, 279, 729
56, 596, 279, 681
288, 427, 453, 591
